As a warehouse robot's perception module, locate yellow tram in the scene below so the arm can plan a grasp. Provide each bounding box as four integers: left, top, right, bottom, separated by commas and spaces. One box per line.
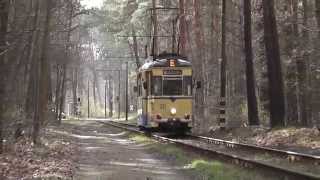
137, 53, 193, 133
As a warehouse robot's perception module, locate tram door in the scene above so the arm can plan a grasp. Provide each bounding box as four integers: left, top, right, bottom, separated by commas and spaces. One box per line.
137, 71, 151, 127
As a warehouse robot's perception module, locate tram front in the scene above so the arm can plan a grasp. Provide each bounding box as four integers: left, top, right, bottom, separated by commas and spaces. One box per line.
137, 54, 193, 133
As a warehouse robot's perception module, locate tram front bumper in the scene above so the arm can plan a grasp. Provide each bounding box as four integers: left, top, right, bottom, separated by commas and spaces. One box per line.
152, 118, 193, 128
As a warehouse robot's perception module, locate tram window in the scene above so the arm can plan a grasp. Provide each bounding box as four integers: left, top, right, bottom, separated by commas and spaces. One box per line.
183, 76, 192, 96
152, 76, 162, 96
137, 74, 142, 97
163, 77, 183, 96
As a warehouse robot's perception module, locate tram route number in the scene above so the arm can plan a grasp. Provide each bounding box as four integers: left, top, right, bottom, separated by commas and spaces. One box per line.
163, 70, 182, 76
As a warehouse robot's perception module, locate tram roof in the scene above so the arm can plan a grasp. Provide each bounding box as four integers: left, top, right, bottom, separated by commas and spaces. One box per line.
140, 54, 192, 71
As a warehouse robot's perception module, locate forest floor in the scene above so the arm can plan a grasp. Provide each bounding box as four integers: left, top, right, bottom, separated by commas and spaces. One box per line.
208, 126, 320, 155
0, 126, 76, 179
117, 118, 320, 155
67, 120, 279, 180
1, 119, 300, 180
1, 120, 195, 180
67, 120, 194, 180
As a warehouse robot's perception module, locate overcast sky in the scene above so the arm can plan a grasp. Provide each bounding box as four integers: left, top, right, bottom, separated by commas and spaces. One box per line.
81, 0, 104, 8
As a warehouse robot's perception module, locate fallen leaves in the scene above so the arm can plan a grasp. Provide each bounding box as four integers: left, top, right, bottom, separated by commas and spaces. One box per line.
253, 127, 320, 149
0, 128, 77, 180
210, 126, 320, 153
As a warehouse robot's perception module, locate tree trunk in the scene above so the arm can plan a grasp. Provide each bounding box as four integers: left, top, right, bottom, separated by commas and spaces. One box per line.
152, 0, 158, 57
178, 0, 187, 56
185, 0, 194, 61
295, 0, 309, 126
262, 0, 285, 127
285, 0, 299, 126
314, 0, 320, 126
132, 28, 141, 68
316, 0, 320, 38
58, 64, 66, 124
34, 0, 52, 144
93, 71, 97, 106
47, 60, 53, 104
25, 0, 41, 119
72, 68, 78, 116
193, 0, 205, 132
0, 0, 9, 153
243, 0, 259, 126
96, 71, 102, 108
59, 0, 73, 123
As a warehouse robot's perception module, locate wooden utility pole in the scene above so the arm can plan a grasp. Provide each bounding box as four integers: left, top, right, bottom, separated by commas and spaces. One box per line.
220, 0, 227, 100
118, 70, 121, 120
108, 77, 113, 118
55, 65, 61, 120
262, 0, 285, 127
105, 79, 107, 118
219, 0, 227, 129
125, 62, 129, 121
244, 0, 259, 126
87, 79, 90, 118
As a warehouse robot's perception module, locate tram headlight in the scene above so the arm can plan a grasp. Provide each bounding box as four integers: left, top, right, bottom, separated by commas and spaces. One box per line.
170, 108, 177, 115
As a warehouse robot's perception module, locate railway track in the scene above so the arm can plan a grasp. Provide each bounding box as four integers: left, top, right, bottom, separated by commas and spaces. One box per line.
100, 120, 320, 180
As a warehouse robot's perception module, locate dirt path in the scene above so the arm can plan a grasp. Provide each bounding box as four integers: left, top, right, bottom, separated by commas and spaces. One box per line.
62, 121, 193, 180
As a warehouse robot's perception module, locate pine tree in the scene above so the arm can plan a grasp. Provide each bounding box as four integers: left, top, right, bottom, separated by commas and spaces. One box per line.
243, 0, 259, 126
262, 0, 285, 127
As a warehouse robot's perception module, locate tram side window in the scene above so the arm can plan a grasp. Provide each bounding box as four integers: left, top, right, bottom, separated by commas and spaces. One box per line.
183, 76, 192, 96
137, 74, 142, 97
152, 76, 162, 96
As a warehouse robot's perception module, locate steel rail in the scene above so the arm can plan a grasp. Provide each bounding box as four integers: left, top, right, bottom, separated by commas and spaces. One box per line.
193, 135, 320, 162
105, 121, 320, 162
101, 121, 320, 180
154, 135, 319, 180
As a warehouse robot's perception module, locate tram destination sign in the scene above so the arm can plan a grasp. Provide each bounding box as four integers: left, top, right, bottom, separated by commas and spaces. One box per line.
163, 70, 182, 75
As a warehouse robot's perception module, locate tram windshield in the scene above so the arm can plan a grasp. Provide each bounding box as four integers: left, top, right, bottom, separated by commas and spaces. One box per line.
163, 77, 183, 96
152, 76, 192, 96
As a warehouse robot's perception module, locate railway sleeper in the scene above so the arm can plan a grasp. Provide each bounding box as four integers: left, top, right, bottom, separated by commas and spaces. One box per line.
287, 155, 302, 163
